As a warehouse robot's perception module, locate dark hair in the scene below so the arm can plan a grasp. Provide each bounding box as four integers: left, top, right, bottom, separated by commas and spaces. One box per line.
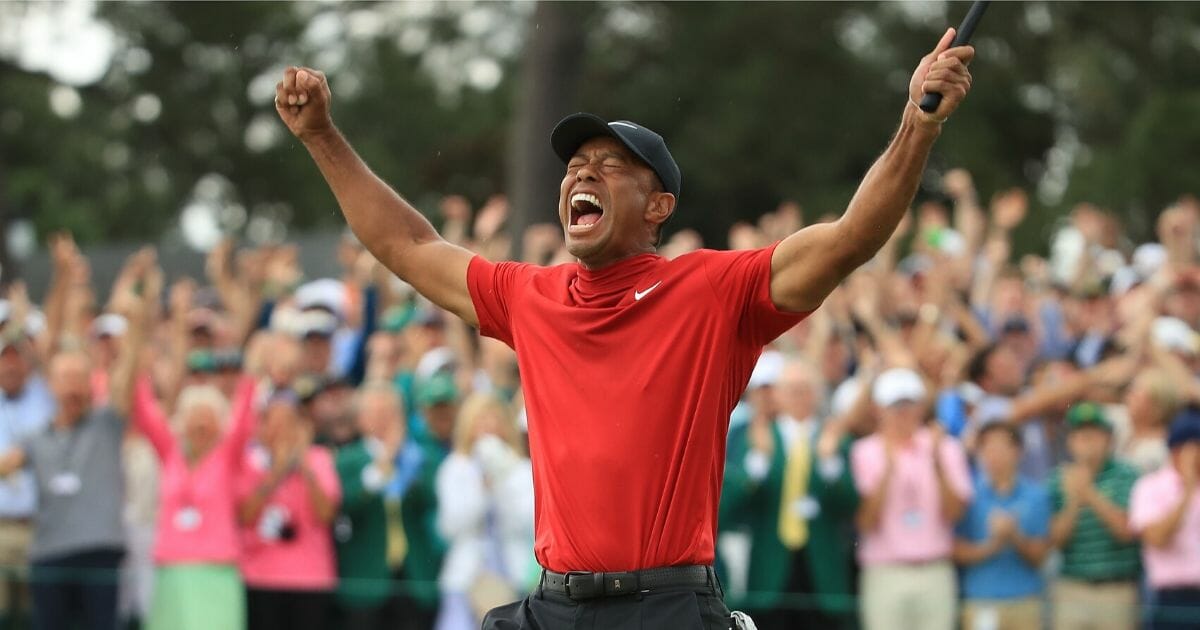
967, 344, 999, 384
977, 421, 1023, 448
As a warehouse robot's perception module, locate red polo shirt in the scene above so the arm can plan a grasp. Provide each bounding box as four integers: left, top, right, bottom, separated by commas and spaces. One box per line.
467, 244, 807, 572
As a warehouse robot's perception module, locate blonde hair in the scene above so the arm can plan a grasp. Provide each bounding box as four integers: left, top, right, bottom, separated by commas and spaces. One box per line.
1133, 369, 1181, 426
453, 392, 521, 455
173, 384, 231, 432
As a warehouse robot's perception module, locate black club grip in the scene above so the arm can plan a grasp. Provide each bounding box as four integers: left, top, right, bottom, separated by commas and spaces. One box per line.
919, 0, 990, 113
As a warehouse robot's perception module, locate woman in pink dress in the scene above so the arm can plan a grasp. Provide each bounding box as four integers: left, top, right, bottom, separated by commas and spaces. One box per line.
237, 392, 342, 630
131, 373, 258, 630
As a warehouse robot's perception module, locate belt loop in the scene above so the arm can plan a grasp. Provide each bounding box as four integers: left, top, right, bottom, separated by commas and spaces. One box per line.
536, 569, 546, 600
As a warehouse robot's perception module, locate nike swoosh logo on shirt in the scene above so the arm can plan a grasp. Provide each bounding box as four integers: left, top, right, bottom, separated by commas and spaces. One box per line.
634, 281, 662, 301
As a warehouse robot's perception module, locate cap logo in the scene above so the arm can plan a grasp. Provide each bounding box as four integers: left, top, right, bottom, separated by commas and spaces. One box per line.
609, 122, 638, 130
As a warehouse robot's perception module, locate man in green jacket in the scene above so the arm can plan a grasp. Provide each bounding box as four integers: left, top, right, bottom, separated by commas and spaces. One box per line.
720, 356, 828, 629
333, 383, 405, 629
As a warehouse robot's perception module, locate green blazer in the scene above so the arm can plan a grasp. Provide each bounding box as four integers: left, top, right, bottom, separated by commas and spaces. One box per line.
803, 435, 860, 627
334, 438, 391, 609
719, 422, 791, 611
399, 435, 449, 608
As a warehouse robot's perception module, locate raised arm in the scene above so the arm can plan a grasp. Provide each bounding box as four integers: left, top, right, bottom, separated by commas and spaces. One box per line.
110, 251, 162, 419
132, 375, 174, 460
275, 67, 477, 326
770, 29, 974, 312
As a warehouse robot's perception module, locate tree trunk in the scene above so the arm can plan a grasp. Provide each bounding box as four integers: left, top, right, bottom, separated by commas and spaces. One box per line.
506, 2, 594, 261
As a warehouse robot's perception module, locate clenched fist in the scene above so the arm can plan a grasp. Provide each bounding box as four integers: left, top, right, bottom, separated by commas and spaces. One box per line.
275, 66, 333, 139
908, 28, 975, 124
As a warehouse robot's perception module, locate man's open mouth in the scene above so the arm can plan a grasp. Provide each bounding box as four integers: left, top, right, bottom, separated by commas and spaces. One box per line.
569, 192, 604, 234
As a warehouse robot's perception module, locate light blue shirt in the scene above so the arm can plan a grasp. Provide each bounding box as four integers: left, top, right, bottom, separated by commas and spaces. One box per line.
956, 472, 1051, 600
0, 376, 54, 518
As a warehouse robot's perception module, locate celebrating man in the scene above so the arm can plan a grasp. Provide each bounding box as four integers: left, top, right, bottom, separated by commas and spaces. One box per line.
274, 27, 974, 630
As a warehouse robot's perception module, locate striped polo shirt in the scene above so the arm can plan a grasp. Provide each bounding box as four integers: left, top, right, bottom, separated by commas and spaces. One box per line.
1048, 458, 1141, 581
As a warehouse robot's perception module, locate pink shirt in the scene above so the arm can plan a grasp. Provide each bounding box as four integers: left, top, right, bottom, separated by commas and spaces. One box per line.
237, 445, 342, 591
851, 428, 973, 566
133, 375, 257, 565
1129, 465, 1200, 589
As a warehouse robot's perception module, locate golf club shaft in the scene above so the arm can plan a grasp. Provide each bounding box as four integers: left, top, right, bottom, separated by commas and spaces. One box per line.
919, 0, 990, 113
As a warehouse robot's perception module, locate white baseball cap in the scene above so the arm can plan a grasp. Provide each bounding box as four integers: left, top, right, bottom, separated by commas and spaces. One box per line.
748, 350, 785, 389
295, 278, 346, 320
872, 368, 927, 408
1152, 316, 1199, 356
91, 313, 128, 338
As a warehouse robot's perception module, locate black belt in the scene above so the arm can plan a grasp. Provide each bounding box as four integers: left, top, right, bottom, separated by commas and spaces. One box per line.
539, 565, 715, 601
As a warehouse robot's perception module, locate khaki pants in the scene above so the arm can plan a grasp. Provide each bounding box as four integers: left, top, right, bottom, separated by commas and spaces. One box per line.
963, 597, 1042, 630
0, 519, 32, 614
860, 561, 956, 630
1052, 579, 1139, 630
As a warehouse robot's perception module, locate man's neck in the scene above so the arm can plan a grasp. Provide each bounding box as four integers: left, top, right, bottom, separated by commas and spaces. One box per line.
578, 246, 656, 271
52, 412, 81, 431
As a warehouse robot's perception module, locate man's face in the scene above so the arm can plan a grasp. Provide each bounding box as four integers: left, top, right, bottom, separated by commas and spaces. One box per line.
774, 367, 816, 421
559, 137, 668, 267
879, 400, 923, 437
312, 385, 353, 441
747, 385, 778, 419
986, 346, 1024, 395
424, 402, 457, 443
1067, 425, 1111, 465
0, 345, 29, 395
301, 334, 332, 373
978, 429, 1021, 480
357, 391, 405, 444
49, 353, 92, 424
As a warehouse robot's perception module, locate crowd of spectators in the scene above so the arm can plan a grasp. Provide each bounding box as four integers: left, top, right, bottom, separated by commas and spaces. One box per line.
0, 170, 1195, 630
719, 170, 1200, 630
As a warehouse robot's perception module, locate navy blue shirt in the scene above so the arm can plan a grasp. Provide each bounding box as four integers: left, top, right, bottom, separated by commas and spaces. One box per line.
956, 472, 1051, 599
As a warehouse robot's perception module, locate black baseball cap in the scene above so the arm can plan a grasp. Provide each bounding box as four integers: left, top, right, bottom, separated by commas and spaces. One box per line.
551, 113, 681, 199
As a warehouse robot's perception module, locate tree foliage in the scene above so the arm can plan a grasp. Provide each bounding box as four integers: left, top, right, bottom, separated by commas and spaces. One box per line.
1, 1, 1197, 265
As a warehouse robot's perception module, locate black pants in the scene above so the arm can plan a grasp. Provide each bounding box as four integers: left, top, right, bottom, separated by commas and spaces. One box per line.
30, 548, 124, 630
381, 567, 438, 630
1152, 587, 1200, 630
246, 587, 331, 630
333, 601, 388, 630
747, 547, 832, 630
483, 582, 732, 629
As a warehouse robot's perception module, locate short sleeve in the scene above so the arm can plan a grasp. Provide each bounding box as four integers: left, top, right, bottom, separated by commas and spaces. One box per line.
938, 438, 974, 501
1111, 464, 1139, 509
850, 439, 882, 496
1128, 475, 1168, 534
701, 244, 810, 347
467, 255, 535, 348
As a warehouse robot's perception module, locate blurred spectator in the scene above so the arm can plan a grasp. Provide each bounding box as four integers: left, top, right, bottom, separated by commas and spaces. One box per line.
804, 366, 873, 630
0, 299, 54, 625
332, 383, 405, 630
729, 355, 831, 627
133, 366, 257, 630
435, 393, 534, 630
967, 343, 1137, 481
237, 394, 341, 630
1130, 410, 1200, 630
851, 368, 972, 630
953, 422, 1051, 630
0, 246, 152, 630
1048, 402, 1141, 630
1116, 369, 1182, 473
393, 372, 457, 629
721, 352, 822, 627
